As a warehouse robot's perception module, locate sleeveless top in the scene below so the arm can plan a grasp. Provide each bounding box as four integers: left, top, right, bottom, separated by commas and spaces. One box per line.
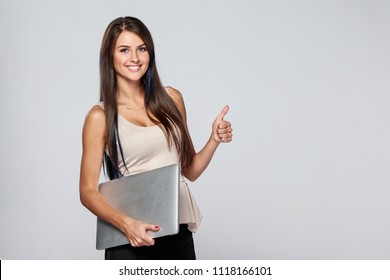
98, 103, 202, 233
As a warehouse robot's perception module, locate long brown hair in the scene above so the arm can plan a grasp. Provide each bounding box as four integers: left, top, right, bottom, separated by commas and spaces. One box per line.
99, 16, 191, 179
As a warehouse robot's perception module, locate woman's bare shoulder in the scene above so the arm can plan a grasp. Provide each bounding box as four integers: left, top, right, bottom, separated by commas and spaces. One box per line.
165, 86, 188, 120
83, 104, 106, 130
165, 86, 184, 106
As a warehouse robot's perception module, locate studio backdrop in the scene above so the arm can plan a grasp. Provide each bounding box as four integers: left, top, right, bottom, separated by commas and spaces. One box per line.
0, 0, 389, 259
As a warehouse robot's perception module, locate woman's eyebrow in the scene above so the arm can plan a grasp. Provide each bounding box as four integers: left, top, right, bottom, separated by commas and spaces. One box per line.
117, 43, 146, 49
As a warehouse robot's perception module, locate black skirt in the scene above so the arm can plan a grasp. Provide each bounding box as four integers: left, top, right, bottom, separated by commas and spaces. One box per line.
105, 224, 196, 260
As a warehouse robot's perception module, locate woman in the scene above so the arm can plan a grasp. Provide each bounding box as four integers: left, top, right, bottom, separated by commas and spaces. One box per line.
79, 16, 233, 260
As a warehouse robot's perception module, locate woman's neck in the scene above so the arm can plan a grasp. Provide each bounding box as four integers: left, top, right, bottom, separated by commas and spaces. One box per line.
116, 79, 145, 105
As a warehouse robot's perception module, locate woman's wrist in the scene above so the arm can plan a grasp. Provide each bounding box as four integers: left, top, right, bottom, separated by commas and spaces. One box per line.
209, 133, 221, 148
115, 213, 133, 233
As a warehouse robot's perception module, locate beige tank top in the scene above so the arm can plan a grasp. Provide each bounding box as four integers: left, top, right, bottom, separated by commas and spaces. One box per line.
98, 103, 202, 232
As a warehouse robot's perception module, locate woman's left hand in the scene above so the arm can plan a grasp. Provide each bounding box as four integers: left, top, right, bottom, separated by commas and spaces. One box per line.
212, 105, 233, 143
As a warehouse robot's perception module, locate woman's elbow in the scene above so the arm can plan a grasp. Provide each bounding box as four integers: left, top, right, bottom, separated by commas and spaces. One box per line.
79, 191, 88, 208
183, 170, 200, 182
79, 187, 93, 209
186, 176, 197, 182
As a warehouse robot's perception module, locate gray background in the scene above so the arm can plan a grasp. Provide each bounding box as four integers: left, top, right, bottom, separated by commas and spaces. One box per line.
0, 0, 389, 259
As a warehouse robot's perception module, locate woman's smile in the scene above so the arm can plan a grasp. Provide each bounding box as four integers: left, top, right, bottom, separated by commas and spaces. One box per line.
126, 64, 142, 72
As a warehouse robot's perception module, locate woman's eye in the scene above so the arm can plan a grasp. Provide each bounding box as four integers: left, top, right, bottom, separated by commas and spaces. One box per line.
120, 48, 129, 53
138, 46, 147, 52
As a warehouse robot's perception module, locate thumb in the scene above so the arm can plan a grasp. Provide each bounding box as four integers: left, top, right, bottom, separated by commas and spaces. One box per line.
146, 224, 160, 232
217, 105, 230, 121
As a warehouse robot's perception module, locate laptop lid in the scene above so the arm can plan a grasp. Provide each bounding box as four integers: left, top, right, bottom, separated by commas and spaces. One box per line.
96, 164, 180, 250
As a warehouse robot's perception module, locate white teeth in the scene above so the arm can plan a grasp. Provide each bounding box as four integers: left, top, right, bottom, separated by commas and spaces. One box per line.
127, 65, 141, 72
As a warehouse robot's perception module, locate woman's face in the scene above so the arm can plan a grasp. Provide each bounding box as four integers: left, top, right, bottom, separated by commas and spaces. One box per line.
113, 30, 150, 83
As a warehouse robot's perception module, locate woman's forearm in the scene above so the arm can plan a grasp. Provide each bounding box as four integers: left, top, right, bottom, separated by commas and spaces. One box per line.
183, 134, 220, 181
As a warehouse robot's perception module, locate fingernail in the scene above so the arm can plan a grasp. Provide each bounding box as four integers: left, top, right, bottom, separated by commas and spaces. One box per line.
155, 226, 160, 229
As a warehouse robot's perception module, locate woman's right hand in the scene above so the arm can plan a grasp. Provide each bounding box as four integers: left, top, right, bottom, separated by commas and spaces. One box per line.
121, 217, 160, 247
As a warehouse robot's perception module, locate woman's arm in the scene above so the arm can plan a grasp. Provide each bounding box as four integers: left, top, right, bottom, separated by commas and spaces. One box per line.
167, 87, 233, 181
79, 105, 159, 247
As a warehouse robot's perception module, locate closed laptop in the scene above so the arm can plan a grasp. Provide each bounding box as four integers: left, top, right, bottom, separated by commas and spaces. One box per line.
96, 164, 180, 250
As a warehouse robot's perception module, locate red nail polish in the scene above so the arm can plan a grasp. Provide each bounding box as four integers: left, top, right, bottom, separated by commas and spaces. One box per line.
155, 226, 159, 229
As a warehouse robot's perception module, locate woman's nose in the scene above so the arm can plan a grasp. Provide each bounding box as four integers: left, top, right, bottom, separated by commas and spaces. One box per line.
130, 50, 139, 63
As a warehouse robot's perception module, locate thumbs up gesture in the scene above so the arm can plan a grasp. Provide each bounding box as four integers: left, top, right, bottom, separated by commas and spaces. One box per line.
212, 105, 233, 143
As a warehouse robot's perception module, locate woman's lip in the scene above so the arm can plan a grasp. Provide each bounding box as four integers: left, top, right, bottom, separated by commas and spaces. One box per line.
126, 65, 142, 72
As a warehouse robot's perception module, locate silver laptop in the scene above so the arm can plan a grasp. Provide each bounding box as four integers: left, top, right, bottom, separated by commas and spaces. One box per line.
96, 164, 180, 250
